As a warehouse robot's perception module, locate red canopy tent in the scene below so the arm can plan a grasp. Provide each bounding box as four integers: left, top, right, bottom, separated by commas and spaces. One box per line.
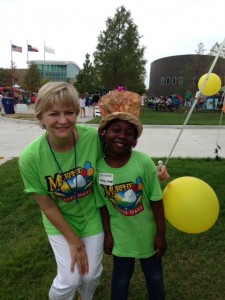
3, 86, 21, 94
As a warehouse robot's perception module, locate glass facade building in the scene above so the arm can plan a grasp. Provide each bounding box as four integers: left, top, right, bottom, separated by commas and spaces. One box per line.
30, 60, 80, 83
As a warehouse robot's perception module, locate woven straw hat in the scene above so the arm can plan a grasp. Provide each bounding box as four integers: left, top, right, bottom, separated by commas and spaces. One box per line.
98, 89, 143, 138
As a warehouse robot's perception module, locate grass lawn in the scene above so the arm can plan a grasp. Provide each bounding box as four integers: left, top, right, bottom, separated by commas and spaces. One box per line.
4, 105, 225, 126
89, 105, 225, 126
1, 158, 225, 299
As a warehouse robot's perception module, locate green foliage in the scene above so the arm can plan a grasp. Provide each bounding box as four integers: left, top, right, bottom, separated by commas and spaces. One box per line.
40, 77, 51, 87
209, 42, 225, 58
93, 6, 146, 93
23, 63, 41, 92
0, 68, 13, 86
1, 158, 225, 299
75, 53, 98, 94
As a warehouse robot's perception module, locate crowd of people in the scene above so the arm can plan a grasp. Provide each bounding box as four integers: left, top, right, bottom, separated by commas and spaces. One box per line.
146, 90, 224, 112
0, 89, 37, 106
147, 95, 181, 111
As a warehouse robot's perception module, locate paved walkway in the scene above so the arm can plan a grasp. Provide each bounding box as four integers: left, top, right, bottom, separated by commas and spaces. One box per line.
1, 109, 225, 165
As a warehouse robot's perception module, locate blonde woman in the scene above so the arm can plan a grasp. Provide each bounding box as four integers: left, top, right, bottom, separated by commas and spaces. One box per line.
19, 82, 104, 300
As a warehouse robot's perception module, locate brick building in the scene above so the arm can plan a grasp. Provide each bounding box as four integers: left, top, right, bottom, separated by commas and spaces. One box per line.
149, 55, 225, 97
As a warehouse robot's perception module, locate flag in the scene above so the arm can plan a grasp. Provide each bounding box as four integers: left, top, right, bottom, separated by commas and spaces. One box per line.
12, 44, 22, 53
28, 44, 39, 52
44, 45, 55, 54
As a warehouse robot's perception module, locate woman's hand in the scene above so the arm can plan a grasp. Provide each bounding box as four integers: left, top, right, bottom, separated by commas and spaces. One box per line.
33, 194, 89, 276
68, 241, 89, 275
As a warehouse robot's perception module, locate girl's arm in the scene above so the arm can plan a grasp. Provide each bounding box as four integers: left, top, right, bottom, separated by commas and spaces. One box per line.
150, 200, 167, 257
100, 205, 114, 255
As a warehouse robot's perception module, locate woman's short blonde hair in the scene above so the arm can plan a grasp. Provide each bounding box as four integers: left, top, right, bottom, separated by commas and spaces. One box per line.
35, 82, 80, 120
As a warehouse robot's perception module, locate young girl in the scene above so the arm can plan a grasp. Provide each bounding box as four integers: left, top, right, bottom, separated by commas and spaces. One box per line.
19, 82, 104, 300
95, 89, 167, 300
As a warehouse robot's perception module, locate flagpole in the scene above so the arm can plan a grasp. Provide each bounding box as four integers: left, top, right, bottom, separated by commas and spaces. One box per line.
44, 40, 46, 78
10, 41, 14, 95
27, 40, 29, 64
10, 41, 13, 67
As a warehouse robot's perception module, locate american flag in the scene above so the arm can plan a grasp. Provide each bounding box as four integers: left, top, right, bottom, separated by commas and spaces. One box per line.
12, 44, 22, 53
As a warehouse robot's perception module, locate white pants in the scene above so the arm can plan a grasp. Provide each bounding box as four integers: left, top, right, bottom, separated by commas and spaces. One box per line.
85, 106, 90, 116
48, 232, 104, 300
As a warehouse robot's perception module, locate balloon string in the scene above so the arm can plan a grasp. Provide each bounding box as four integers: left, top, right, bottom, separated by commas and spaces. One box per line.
165, 37, 225, 166
215, 91, 225, 155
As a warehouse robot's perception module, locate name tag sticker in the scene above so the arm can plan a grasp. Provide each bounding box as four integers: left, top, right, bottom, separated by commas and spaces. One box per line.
99, 173, 114, 186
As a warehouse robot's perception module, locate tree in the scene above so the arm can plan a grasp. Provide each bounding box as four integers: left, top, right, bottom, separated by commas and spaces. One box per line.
208, 42, 225, 58
75, 53, 97, 94
23, 63, 41, 92
194, 43, 206, 55
93, 6, 146, 93
0, 68, 12, 86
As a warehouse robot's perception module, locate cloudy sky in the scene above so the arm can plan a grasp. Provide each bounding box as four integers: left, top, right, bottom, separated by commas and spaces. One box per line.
1, 0, 225, 86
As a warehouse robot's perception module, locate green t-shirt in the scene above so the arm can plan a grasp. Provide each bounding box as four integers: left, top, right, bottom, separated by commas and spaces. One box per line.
19, 124, 103, 237
95, 150, 162, 258
185, 91, 193, 101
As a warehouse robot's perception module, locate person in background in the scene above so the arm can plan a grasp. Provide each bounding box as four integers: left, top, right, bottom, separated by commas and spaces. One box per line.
85, 92, 90, 117
95, 89, 167, 300
80, 93, 86, 118
174, 96, 180, 111
0, 92, 3, 115
19, 82, 104, 300
92, 94, 100, 117
165, 96, 173, 112
184, 89, 193, 113
31, 93, 37, 104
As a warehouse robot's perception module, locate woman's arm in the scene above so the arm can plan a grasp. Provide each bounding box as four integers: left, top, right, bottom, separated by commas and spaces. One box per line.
33, 194, 88, 275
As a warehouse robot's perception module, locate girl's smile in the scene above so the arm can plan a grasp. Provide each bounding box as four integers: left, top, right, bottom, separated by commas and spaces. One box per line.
104, 119, 137, 167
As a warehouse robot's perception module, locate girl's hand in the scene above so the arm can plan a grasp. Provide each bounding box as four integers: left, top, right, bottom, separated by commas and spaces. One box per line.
154, 234, 167, 257
157, 164, 169, 181
104, 233, 114, 255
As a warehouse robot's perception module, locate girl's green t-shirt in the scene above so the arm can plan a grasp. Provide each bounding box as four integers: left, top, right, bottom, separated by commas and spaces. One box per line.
95, 150, 162, 258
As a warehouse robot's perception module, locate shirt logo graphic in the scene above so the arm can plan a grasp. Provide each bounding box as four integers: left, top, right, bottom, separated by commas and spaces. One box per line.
102, 177, 144, 216
45, 161, 94, 202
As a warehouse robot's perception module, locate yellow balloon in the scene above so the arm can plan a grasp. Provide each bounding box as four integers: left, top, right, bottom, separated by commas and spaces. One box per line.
163, 177, 219, 234
198, 73, 221, 96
